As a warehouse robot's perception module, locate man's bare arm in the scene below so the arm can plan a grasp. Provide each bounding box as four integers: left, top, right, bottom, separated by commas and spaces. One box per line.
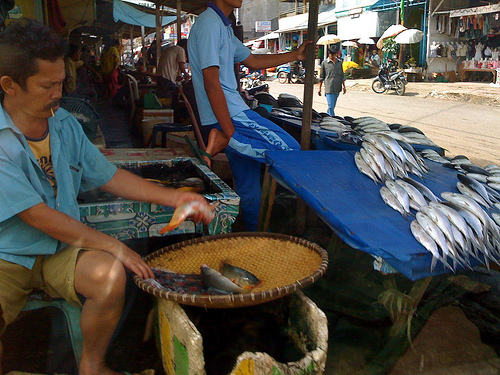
242, 41, 311, 70
17, 203, 154, 279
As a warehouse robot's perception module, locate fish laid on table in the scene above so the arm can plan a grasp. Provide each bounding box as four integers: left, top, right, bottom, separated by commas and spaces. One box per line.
419, 149, 450, 164
396, 179, 428, 211
410, 220, 447, 271
380, 186, 409, 218
402, 176, 441, 203
159, 201, 216, 234
354, 133, 430, 184
354, 151, 379, 184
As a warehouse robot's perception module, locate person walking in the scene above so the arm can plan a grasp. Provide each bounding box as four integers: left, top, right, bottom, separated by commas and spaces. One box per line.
318, 47, 346, 117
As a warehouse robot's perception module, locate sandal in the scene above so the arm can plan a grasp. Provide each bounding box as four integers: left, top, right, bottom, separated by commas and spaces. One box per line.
184, 135, 212, 167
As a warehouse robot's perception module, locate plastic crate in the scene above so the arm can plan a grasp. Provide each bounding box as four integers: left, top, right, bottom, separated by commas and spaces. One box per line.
59, 97, 100, 139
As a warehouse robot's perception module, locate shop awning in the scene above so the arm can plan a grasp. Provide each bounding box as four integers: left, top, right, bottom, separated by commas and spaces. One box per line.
276, 12, 309, 32
276, 7, 336, 33
113, 0, 176, 28
370, 0, 426, 12
256, 31, 280, 41
449, 3, 500, 18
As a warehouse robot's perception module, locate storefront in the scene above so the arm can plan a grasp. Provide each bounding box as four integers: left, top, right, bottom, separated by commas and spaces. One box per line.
426, 3, 500, 82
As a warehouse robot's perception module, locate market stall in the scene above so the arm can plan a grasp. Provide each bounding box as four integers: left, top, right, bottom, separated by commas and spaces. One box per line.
427, 3, 500, 82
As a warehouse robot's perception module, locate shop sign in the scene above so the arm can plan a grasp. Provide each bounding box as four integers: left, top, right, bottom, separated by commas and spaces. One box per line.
449, 4, 500, 18
255, 21, 272, 32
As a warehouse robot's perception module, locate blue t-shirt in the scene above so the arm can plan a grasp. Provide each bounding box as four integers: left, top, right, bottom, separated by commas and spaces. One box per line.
187, 2, 251, 125
0, 104, 117, 268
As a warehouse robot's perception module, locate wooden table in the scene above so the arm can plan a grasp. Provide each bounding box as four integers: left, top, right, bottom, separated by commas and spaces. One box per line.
459, 68, 497, 82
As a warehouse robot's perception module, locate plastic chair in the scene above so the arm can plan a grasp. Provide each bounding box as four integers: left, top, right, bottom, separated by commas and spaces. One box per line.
149, 122, 193, 148
22, 293, 83, 370
125, 73, 141, 127
178, 82, 229, 166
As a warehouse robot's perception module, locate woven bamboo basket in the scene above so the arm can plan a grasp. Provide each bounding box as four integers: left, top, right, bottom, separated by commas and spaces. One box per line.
134, 232, 328, 308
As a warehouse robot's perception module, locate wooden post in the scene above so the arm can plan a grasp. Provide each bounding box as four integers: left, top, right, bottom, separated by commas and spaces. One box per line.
155, 2, 161, 70
295, 0, 319, 234
177, 0, 182, 42
300, 0, 319, 151
130, 25, 134, 67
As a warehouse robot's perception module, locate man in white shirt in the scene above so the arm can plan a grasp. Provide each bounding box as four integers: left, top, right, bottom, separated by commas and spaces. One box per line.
158, 39, 189, 83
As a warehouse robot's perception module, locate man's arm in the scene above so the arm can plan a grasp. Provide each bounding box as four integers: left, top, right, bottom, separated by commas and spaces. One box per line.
241, 41, 311, 71
17, 203, 154, 279
177, 61, 189, 80
100, 169, 211, 218
202, 65, 235, 142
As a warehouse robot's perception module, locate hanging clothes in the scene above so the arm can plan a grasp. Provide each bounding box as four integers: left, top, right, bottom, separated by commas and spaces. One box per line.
47, 0, 66, 33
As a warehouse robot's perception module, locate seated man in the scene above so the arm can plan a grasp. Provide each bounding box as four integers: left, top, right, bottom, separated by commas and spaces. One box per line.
188, 0, 310, 230
0, 19, 213, 375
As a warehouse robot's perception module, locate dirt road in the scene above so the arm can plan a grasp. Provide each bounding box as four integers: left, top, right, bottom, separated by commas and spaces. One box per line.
265, 79, 500, 167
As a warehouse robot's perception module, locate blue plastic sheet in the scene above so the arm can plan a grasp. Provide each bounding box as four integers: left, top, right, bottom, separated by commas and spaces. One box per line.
266, 150, 470, 281
113, 0, 176, 28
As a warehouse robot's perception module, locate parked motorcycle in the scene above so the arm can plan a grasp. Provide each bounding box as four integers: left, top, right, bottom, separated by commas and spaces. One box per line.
241, 70, 266, 89
371, 59, 407, 96
277, 61, 316, 84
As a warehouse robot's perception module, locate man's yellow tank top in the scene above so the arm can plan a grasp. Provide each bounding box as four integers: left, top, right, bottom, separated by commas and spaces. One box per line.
27, 131, 57, 195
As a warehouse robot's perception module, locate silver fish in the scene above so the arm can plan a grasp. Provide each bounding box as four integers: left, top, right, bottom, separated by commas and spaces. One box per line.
403, 176, 440, 203
466, 173, 488, 183
487, 175, 500, 184
420, 205, 455, 246
360, 147, 384, 182
416, 212, 455, 270
385, 180, 410, 215
380, 186, 407, 218
457, 182, 490, 208
355, 151, 379, 184
410, 220, 442, 271
395, 179, 427, 211
492, 213, 500, 227
488, 183, 500, 192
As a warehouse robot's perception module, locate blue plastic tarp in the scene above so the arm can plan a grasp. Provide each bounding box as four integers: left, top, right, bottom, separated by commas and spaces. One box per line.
265, 150, 475, 281
113, 0, 176, 28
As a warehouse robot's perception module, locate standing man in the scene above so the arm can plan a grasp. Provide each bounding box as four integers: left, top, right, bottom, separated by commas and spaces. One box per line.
318, 47, 346, 117
99, 38, 121, 98
158, 39, 189, 83
188, 0, 310, 231
0, 19, 212, 375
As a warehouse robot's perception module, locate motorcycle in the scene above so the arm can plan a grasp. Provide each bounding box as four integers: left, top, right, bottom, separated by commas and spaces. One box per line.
241, 69, 266, 90
371, 59, 407, 96
277, 61, 317, 84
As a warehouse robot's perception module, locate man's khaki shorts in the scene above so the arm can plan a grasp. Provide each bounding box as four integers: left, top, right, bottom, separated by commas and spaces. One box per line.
0, 246, 85, 335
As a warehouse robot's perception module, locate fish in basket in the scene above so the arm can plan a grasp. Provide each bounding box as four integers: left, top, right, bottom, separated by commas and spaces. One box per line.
134, 232, 329, 308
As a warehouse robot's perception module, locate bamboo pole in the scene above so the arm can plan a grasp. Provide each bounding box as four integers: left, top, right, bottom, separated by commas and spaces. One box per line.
177, 0, 182, 42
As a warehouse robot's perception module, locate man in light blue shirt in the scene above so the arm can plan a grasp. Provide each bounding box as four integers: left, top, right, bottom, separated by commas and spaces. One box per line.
188, 0, 310, 230
0, 19, 212, 375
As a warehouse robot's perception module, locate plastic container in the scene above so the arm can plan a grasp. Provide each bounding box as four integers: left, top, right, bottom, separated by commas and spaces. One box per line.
156, 291, 328, 375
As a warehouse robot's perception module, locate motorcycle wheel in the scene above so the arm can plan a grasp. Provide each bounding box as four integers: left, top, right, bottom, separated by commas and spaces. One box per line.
290, 73, 299, 84
371, 79, 386, 94
277, 72, 288, 84
395, 78, 406, 96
